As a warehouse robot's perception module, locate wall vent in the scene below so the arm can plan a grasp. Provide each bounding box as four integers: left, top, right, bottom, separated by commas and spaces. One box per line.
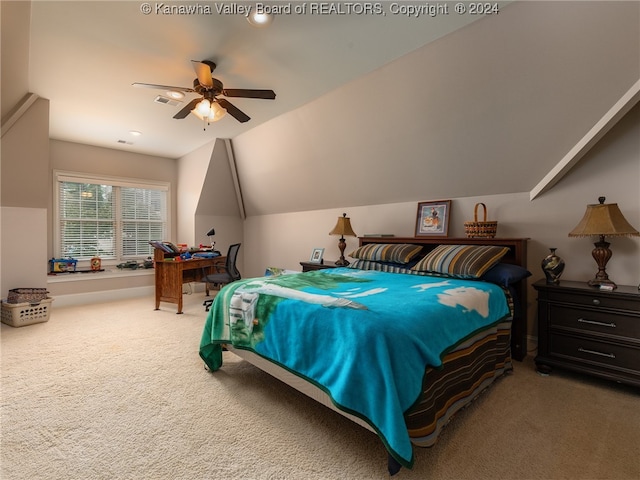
154, 95, 181, 106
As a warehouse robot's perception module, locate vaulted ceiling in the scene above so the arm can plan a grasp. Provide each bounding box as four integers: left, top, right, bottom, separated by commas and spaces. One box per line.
21, 0, 496, 159
4, 1, 639, 218
229, 1, 640, 215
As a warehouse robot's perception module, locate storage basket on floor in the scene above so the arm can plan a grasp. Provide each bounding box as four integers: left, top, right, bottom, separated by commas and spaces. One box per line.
464, 203, 498, 238
7, 288, 49, 304
1, 298, 53, 327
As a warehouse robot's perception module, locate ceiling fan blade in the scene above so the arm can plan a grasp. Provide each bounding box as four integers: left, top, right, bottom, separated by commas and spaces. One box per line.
132, 82, 195, 93
222, 89, 276, 100
217, 98, 250, 123
191, 60, 214, 89
173, 98, 200, 119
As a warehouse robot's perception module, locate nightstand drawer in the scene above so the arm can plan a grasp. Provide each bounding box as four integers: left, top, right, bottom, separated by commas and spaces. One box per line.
545, 289, 639, 312
535, 280, 640, 387
549, 334, 640, 373
548, 304, 640, 340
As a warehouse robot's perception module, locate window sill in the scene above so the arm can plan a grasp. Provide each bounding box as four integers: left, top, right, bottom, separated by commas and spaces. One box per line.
47, 268, 154, 283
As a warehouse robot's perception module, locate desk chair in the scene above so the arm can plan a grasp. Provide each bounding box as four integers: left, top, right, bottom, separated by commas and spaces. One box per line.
202, 243, 241, 311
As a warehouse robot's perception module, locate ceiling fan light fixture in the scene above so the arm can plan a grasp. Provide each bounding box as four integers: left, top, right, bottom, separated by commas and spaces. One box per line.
196, 99, 211, 116
209, 102, 227, 121
247, 11, 273, 27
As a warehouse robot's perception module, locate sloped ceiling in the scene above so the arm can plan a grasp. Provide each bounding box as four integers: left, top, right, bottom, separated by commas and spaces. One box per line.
23, 0, 493, 159
232, 1, 640, 216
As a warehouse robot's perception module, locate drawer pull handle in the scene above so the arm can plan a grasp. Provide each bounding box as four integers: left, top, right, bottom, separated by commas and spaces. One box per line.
592, 299, 601, 306
577, 318, 616, 328
578, 347, 615, 359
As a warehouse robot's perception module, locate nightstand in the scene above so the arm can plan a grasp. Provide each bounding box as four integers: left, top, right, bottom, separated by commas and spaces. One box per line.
533, 279, 640, 387
300, 261, 339, 272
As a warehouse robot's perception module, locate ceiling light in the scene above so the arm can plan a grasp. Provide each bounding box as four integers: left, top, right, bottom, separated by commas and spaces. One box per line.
247, 11, 274, 27
196, 99, 211, 116
129, 130, 142, 136
191, 100, 227, 127
208, 102, 227, 121
166, 90, 185, 100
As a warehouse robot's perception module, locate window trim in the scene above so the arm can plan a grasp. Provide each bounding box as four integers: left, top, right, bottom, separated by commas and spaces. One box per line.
53, 170, 171, 266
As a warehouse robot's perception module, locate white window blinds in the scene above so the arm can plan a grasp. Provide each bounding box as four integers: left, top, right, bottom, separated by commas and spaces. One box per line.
121, 187, 166, 257
55, 172, 169, 261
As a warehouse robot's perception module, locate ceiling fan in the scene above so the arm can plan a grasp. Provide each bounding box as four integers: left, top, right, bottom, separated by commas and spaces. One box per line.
133, 60, 276, 124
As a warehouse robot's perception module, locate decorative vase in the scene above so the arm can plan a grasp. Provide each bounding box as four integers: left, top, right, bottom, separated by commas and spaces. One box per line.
541, 248, 565, 284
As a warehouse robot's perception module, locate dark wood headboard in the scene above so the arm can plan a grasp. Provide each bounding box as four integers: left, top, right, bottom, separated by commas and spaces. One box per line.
359, 236, 530, 361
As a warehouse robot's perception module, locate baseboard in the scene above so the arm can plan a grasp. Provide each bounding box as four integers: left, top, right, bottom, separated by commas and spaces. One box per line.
50, 282, 208, 308
51, 286, 155, 308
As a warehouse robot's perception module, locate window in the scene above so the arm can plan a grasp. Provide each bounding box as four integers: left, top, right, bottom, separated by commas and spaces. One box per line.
54, 171, 169, 263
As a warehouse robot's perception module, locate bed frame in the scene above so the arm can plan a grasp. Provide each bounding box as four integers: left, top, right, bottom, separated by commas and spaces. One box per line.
227, 236, 529, 472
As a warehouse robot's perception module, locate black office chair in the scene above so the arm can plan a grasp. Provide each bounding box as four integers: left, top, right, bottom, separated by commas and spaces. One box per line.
202, 243, 241, 311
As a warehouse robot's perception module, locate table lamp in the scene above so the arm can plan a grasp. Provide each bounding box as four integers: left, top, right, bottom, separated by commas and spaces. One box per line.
329, 213, 357, 266
568, 197, 639, 289
206, 227, 216, 249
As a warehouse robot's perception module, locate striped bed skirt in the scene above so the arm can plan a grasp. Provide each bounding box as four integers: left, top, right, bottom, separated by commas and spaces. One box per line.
405, 319, 513, 447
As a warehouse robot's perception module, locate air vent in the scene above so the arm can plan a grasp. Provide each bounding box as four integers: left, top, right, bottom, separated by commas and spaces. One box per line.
117, 139, 134, 145
154, 95, 181, 106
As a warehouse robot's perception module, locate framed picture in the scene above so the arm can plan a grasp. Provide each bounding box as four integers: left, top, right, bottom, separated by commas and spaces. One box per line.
309, 247, 324, 264
415, 200, 451, 237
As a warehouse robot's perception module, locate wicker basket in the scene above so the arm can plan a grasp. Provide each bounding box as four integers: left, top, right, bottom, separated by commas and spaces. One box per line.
464, 203, 498, 238
7, 288, 49, 304
1, 298, 53, 327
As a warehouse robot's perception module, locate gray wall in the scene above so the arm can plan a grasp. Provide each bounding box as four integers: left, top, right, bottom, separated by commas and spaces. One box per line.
239, 104, 640, 340
229, 1, 639, 217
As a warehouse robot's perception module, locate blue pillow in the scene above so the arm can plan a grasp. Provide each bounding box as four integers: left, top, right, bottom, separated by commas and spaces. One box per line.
481, 263, 531, 287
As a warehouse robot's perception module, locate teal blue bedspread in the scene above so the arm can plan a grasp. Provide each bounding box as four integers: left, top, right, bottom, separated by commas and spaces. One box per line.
199, 268, 510, 468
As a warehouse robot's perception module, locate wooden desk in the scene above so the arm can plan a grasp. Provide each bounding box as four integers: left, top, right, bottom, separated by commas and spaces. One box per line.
153, 249, 225, 314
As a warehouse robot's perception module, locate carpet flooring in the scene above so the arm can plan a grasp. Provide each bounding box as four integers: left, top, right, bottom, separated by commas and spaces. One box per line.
1, 293, 638, 479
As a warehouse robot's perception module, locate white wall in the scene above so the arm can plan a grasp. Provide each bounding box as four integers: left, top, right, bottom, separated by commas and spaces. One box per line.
177, 140, 215, 247
1, 96, 50, 297
1, 207, 48, 296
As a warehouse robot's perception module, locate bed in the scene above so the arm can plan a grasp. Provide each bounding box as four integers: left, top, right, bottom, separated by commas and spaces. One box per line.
199, 236, 530, 474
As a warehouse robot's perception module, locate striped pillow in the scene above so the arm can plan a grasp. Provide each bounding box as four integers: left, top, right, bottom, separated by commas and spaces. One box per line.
349, 243, 423, 265
411, 245, 510, 279
348, 259, 413, 274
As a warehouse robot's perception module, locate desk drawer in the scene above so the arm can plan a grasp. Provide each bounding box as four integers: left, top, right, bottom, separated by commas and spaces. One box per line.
549, 334, 639, 372
548, 305, 639, 340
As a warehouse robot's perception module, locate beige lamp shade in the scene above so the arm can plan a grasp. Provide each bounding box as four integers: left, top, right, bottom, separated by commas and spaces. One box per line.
568, 198, 639, 237
329, 213, 357, 237
568, 197, 639, 289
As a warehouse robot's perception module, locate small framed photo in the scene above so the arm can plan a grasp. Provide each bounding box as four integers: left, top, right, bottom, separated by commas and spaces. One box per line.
309, 247, 324, 264
415, 200, 451, 237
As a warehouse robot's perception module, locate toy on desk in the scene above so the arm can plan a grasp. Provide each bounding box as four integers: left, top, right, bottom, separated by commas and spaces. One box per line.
117, 260, 140, 270
90, 256, 102, 271
117, 257, 154, 270
49, 257, 77, 273
192, 251, 221, 259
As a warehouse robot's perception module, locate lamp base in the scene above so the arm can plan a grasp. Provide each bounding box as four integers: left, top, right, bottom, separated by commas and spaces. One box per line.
589, 236, 616, 289
588, 278, 617, 289
335, 236, 350, 266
